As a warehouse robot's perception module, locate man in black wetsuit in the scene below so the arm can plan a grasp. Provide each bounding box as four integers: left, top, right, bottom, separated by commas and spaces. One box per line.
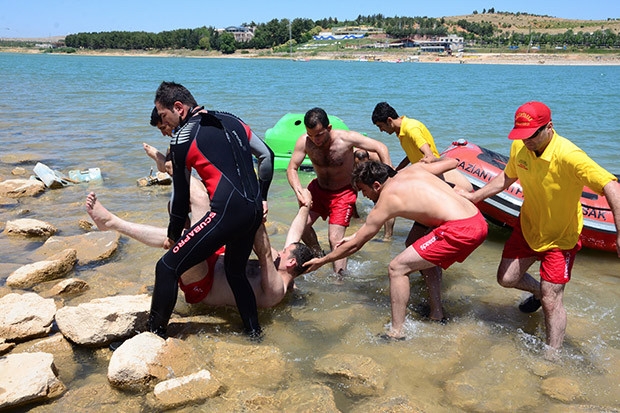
150, 81, 268, 338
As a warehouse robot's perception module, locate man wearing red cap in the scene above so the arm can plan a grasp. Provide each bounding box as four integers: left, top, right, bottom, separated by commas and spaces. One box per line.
460, 101, 620, 352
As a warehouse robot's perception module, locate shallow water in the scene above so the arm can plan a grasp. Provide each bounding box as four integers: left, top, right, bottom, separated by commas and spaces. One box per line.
1, 53, 619, 411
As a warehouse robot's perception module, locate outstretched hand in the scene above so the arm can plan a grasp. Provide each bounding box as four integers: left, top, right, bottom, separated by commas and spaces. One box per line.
304, 257, 326, 273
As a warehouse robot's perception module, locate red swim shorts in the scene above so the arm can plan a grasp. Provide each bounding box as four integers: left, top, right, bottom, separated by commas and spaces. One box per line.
413, 211, 488, 269
307, 179, 357, 227
178, 246, 225, 303
501, 221, 581, 284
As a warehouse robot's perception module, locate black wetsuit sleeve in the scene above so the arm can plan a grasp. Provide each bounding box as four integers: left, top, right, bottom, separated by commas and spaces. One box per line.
167, 127, 193, 241
249, 131, 274, 201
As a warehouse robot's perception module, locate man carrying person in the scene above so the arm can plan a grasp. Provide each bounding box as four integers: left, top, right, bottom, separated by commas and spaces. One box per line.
150, 81, 267, 338
287, 107, 392, 275
85, 191, 314, 310
305, 160, 488, 339
459, 101, 620, 352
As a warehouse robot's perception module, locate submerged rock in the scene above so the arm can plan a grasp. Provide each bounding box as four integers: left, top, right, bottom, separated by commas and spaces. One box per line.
7, 249, 77, 289
3, 218, 57, 237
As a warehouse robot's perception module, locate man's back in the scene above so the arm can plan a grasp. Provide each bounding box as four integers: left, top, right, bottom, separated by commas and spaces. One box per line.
376, 166, 479, 227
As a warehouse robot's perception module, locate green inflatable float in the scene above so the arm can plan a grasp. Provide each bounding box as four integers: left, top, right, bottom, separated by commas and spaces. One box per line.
264, 112, 350, 170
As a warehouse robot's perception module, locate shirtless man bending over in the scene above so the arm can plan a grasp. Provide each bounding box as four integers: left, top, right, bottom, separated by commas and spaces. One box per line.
305, 161, 488, 338
86, 191, 314, 309
287, 107, 392, 275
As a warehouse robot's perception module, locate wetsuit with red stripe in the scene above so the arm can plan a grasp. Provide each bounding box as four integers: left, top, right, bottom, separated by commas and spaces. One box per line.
149, 110, 264, 337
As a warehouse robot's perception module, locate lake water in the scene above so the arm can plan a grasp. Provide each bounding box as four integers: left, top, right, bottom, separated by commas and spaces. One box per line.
1, 52, 619, 411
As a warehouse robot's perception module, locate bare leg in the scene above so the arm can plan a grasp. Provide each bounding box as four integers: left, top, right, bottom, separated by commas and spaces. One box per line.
143, 143, 167, 173
496, 257, 540, 297
328, 223, 348, 275
85, 192, 167, 248
189, 176, 210, 226
383, 217, 395, 241
387, 246, 436, 338
540, 280, 566, 349
301, 212, 322, 256
421, 266, 444, 320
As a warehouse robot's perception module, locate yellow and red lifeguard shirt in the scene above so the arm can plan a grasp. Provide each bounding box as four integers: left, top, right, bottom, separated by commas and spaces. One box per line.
398, 116, 440, 164
504, 131, 617, 251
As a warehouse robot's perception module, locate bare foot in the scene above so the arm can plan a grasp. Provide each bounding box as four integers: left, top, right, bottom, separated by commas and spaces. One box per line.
143, 142, 160, 162
143, 143, 166, 172
85, 192, 118, 231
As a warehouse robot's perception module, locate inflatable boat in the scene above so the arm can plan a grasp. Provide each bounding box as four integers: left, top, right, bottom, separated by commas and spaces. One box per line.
441, 139, 618, 253
264, 112, 350, 170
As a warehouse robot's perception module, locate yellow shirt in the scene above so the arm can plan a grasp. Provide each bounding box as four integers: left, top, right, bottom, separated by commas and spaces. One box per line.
398, 116, 440, 163
504, 131, 617, 251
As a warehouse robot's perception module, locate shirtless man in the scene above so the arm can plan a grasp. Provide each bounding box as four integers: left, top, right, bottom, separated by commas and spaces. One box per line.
287, 107, 392, 275
85, 191, 314, 309
305, 161, 488, 339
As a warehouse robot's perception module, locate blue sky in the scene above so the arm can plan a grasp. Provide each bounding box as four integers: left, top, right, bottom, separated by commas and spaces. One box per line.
1, 0, 618, 39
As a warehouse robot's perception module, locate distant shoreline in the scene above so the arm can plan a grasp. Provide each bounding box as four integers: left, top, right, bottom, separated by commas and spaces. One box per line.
2, 47, 620, 66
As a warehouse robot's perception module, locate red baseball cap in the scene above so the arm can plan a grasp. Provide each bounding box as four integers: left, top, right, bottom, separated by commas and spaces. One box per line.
508, 101, 551, 140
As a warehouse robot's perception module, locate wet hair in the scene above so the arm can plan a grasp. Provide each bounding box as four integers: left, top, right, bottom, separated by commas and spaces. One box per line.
371, 102, 399, 124
154, 81, 198, 110
354, 149, 370, 162
304, 107, 330, 129
289, 242, 315, 276
352, 160, 397, 190
150, 106, 161, 127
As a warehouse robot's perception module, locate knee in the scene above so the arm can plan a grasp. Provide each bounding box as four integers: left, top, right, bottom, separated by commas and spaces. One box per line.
496, 269, 515, 288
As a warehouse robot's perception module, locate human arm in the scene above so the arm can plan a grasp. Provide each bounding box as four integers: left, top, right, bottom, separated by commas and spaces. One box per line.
249, 131, 275, 220
305, 207, 385, 272
415, 157, 458, 176
252, 223, 285, 305
167, 148, 192, 243
284, 189, 311, 247
286, 135, 312, 207
459, 171, 517, 204
395, 156, 410, 171
345, 132, 393, 168
418, 143, 437, 164
602, 180, 620, 257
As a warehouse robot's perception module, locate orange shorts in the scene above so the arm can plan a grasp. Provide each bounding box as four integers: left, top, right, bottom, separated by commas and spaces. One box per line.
502, 221, 581, 284
413, 211, 488, 269
178, 246, 225, 303
307, 179, 357, 227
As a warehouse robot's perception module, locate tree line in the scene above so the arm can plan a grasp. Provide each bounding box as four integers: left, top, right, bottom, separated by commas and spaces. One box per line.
61, 14, 620, 53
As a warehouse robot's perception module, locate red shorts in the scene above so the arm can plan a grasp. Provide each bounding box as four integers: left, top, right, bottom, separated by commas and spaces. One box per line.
502, 222, 581, 284
308, 179, 357, 227
178, 246, 225, 303
413, 211, 488, 269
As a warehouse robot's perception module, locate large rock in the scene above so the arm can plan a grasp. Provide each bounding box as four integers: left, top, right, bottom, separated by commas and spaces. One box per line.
3, 218, 57, 237
6, 249, 77, 289
0, 352, 65, 410
0, 292, 57, 341
0, 179, 45, 198
108, 332, 203, 391
314, 353, 387, 397
54, 294, 150, 346
444, 345, 542, 411
34, 231, 120, 265
152, 370, 222, 409
540, 376, 582, 402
